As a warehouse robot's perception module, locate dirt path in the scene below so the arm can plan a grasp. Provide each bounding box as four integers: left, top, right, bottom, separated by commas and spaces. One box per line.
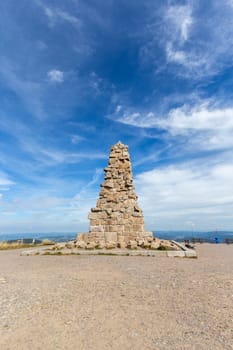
0, 244, 233, 350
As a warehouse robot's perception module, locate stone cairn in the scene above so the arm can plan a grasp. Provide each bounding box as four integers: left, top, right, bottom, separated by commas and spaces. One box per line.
77, 141, 157, 249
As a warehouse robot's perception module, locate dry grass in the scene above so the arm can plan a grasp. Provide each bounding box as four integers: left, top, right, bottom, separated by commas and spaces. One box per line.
0, 242, 34, 250
0, 239, 54, 250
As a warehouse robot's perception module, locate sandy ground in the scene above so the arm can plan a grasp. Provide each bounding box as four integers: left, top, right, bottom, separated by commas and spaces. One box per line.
0, 244, 233, 350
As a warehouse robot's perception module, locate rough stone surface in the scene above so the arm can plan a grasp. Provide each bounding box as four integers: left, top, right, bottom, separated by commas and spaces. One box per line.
76, 241, 87, 249
127, 240, 138, 250
83, 141, 152, 244
150, 240, 160, 250
86, 242, 96, 250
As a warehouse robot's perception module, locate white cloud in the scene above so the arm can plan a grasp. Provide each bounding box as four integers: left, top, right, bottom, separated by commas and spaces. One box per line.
36, 1, 80, 27
159, 104, 233, 132
111, 102, 233, 151
47, 69, 64, 83
158, 103, 233, 151
135, 160, 233, 230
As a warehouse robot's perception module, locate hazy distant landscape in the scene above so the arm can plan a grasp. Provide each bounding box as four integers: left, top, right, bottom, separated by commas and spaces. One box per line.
1, 231, 233, 243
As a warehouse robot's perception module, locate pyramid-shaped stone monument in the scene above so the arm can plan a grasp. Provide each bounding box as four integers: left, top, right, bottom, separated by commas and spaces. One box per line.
83, 141, 152, 244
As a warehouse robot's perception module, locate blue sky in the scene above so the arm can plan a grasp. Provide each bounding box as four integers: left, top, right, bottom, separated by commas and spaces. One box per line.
1, 0, 233, 233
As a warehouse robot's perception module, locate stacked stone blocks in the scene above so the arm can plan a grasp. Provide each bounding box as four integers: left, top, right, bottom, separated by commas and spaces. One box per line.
85, 141, 152, 244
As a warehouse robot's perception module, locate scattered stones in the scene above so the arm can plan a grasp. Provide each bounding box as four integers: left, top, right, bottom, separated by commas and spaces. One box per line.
142, 239, 150, 249
65, 242, 75, 249
86, 242, 96, 250
76, 241, 87, 249
150, 240, 160, 250
96, 241, 106, 249
106, 241, 116, 249
137, 239, 144, 247
127, 240, 138, 250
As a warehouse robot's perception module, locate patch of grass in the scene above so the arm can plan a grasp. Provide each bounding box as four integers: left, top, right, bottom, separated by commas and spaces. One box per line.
157, 245, 168, 251
0, 243, 34, 250
97, 252, 117, 256
41, 239, 55, 246
63, 252, 81, 256
53, 251, 63, 255
0, 239, 54, 251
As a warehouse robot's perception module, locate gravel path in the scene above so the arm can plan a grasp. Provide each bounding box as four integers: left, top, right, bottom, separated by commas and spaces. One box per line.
0, 244, 233, 350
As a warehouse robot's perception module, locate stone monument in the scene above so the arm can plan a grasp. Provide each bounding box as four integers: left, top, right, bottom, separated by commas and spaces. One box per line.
79, 141, 152, 245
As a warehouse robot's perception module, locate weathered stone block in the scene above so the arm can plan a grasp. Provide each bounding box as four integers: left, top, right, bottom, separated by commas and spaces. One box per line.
118, 241, 126, 249
142, 231, 153, 239
90, 225, 104, 232
88, 212, 98, 220
133, 224, 144, 232
117, 235, 125, 242
105, 232, 117, 242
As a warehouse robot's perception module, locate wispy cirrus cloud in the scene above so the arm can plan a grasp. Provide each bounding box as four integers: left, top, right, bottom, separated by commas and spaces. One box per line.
70, 134, 86, 144
165, 4, 193, 43
0, 58, 44, 119
35, 0, 81, 27
141, 0, 233, 79
0, 167, 102, 233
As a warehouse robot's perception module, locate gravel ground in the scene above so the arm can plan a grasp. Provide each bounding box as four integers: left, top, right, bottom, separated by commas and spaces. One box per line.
0, 244, 233, 350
